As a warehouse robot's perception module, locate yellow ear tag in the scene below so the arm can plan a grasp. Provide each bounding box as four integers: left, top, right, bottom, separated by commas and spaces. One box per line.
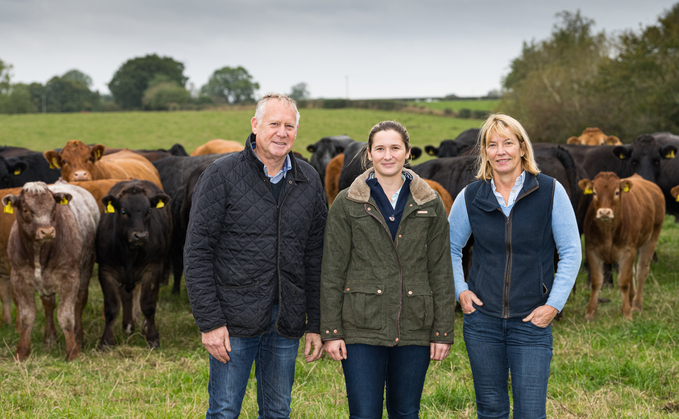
13, 169, 21, 175
428, 150, 435, 155
156, 200, 165, 209
60, 197, 69, 205
3, 201, 13, 214
619, 153, 626, 159
51, 157, 59, 169
667, 150, 676, 159
105, 202, 115, 213
623, 184, 630, 193
675, 195, 679, 202
97, 150, 102, 159
584, 188, 593, 195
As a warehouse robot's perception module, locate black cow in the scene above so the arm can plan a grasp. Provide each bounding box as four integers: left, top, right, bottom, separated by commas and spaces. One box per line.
650, 132, 679, 220
0, 153, 61, 190
424, 128, 480, 158
337, 142, 423, 191
96, 180, 172, 349
306, 135, 354, 185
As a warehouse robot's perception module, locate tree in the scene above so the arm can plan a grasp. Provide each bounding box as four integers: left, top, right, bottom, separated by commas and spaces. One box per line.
201, 66, 259, 104
109, 54, 188, 110
289, 82, 310, 101
142, 81, 190, 110
0, 59, 11, 96
62, 69, 93, 88
45, 74, 100, 112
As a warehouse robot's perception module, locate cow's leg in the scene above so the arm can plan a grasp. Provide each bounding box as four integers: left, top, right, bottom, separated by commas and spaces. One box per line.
585, 251, 604, 321
171, 244, 183, 295
121, 285, 135, 335
99, 268, 121, 348
633, 233, 660, 313
0, 274, 12, 326
13, 276, 36, 361
75, 256, 94, 347
40, 294, 57, 347
56, 288, 79, 362
140, 270, 162, 349
617, 250, 636, 320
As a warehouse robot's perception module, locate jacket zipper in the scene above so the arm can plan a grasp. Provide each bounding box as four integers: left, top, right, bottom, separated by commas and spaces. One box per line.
274, 179, 294, 330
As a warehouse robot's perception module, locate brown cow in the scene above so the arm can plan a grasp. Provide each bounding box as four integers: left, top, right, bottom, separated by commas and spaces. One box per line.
671, 185, 679, 200
579, 172, 664, 320
325, 154, 344, 206
424, 179, 453, 216
68, 179, 129, 213
567, 127, 622, 146
43, 141, 163, 189
190, 139, 244, 156
3, 181, 99, 361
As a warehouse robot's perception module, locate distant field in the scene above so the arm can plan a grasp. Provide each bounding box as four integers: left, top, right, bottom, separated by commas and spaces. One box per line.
415, 99, 501, 112
0, 109, 484, 162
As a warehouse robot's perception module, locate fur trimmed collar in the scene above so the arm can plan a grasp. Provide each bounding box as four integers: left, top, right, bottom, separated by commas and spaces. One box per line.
346, 168, 438, 206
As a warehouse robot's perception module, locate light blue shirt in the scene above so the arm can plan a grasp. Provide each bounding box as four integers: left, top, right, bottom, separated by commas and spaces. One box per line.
252, 143, 291, 184
447, 175, 582, 312
491, 171, 525, 215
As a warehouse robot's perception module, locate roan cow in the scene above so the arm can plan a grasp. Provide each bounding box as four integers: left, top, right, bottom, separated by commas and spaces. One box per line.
578, 173, 664, 320
566, 127, 622, 145
97, 179, 171, 349
2, 181, 99, 361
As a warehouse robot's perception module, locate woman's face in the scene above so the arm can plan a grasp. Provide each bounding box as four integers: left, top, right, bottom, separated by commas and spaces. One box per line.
368, 130, 410, 179
486, 130, 524, 178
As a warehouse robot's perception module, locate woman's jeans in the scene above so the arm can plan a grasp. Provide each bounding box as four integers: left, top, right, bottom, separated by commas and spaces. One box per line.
463, 310, 553, 419
341, 343, 431, 419
206, 304, 300, 419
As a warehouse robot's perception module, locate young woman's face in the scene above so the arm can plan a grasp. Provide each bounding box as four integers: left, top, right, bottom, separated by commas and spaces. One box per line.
368, 130, 411, 179
486, 130, 524, 179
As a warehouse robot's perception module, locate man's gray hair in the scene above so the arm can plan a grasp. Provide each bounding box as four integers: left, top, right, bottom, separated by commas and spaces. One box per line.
254, 93, 301, 126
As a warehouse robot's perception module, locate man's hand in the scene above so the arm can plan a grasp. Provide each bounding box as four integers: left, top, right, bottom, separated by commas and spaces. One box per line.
304, 333, 323, 363
430, 343, 451, 361
324, 339, 347, 361
459, 290, 483, 314
202, 326, 231, 363
522, 305, 558, 328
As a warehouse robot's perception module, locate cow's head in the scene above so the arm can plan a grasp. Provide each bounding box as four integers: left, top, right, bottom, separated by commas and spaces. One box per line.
612, 134, 676, 182
2, 182, 71, 243
307, 138, 342, 180
567, 127, 621, 146
102, 183, 170, 248
43, 140, 106, 182
425, 140, 459, 158
579, 172, 632, 222
0, 157, 28, 189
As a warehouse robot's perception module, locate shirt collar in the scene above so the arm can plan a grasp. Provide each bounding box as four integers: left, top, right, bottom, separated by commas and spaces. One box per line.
252, 142, 292, 180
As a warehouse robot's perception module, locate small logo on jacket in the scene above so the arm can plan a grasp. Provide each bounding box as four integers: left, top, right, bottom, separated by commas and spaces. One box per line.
417, 211, 428, 214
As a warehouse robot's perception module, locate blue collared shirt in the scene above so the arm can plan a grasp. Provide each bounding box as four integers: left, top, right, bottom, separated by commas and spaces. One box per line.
491, 171, 526, 215
252, 143, 291, 184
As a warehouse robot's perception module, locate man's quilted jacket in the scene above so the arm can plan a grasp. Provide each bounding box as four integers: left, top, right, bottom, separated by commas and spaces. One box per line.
184, 133, 328, 339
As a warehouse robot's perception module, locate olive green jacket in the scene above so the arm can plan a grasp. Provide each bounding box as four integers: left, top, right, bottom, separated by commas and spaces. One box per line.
320, 169, 455, 346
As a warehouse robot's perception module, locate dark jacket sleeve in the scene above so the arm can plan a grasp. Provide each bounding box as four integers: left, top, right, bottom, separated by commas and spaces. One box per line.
427, 196, 455, 343
184, 163, 228, 333
303, 178, 328, 334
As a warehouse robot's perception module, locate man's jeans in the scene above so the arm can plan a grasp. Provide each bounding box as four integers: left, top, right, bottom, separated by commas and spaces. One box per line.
341, 344, 431, 419
206, 305, 300, 419
463, 309, 553, 419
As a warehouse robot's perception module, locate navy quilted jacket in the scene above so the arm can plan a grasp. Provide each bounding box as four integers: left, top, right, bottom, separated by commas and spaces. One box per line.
184, 133, 327, 339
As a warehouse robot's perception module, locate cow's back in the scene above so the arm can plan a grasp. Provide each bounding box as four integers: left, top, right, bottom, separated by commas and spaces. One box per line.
97, 150, 163, 189
621, 175, 665, 247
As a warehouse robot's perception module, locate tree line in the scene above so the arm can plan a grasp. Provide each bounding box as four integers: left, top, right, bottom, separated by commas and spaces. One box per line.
0, 55, 310, 113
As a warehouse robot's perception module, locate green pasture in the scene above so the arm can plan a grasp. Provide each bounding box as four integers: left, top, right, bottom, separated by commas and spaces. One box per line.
414, 99, 501, 112
0, 109, 678, 418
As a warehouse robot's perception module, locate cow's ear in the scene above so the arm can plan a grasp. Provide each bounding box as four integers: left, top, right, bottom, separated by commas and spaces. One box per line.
102, 195, 118, 213
410, 147, 422, 160
43, 150, 62, 169
53, 192, 73, 206
2, 195, 18, 214
91, 144, 106, 162
662, 145, 677, 159
335, 146, 345, 154
578, 179, 594, 195
620, 180, 633, 193
9, 161, 27, 176
612, 146, 631, 160
671, 185, 679, 201
306, 144, 317, 153
150, 194, 171, 209
566, 136, 580, 145
605, 135, 621, 145
425, 145, 439, 156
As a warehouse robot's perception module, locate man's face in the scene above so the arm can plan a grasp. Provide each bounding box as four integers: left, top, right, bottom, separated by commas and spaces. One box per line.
251, 100, 298, 162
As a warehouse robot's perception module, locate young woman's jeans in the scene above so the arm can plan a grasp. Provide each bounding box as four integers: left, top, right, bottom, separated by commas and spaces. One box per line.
463, 309, 553, 419
206, 304, 300, 419
341, 343, 431, 419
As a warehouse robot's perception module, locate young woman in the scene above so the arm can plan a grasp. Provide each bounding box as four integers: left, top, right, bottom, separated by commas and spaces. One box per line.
321, 121, 455, 418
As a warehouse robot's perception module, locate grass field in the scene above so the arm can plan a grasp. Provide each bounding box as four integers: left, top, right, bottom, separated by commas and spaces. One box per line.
0, 110, 678, 418
414, 99, 501, 113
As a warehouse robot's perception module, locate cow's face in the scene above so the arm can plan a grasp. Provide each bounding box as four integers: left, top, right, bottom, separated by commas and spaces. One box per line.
613, 134, 676, 182
307, 138, 339, 178
579, 172, 632, 222
102, 188, 169, 248
436, 140, 459, 158
2, 182, 71, 242
43, 140, 106, 182
0, 158, 13, 189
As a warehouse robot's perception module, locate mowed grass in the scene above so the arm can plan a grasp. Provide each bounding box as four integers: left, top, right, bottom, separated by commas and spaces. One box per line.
415, 99, 501, 112
0, 109, 677, 417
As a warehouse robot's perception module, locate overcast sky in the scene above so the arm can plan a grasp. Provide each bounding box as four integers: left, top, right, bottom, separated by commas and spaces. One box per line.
1, 0, 676, 99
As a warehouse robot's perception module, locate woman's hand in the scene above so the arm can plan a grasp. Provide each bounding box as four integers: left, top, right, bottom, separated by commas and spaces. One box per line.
324, 339, 347, 361
430, 343, 451, 361
522, 305, 558, 327
459, 290, 483, 314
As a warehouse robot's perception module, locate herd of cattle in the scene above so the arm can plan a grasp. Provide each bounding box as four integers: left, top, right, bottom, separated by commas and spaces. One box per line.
0, 126, 678, 361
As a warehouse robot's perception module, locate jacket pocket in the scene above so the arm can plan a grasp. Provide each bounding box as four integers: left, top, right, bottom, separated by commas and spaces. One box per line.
403, 283, 434, 331
342, 282, 385, 330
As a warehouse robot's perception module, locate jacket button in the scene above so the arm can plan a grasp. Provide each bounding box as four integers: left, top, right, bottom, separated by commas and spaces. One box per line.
377, 290, 382, 294
399, 235, 402, 238
395, 338, 399, 342
367, 208, 371, 211
408, 291, 413, 295
333, 329, 337, 333
346, 288, 350, 291
325, 330, 330, 334
409, 204, 413, 206
436, 332, 439, 336
289, 181, 292, 184
444, 333, 448, 336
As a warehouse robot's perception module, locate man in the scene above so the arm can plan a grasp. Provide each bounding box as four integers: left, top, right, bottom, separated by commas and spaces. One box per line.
184, 93, 327, 418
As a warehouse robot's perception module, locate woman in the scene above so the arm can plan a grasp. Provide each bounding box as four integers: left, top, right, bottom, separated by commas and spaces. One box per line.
449, 114, 581, 419
321, 121, 455, 418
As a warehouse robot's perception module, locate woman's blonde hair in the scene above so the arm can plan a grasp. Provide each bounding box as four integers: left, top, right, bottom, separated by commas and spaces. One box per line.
475, 113, 540, 180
